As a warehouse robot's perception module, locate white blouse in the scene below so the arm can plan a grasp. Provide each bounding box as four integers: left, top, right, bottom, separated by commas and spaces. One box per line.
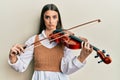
8, 30, 86, 80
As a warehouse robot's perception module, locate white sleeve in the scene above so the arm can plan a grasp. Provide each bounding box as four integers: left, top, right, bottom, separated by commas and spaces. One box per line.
8, 35, 35, 72
61, 47, 86, 75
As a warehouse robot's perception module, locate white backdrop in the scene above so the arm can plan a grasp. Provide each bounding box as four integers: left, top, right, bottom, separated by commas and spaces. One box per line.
0, 0, 120, 80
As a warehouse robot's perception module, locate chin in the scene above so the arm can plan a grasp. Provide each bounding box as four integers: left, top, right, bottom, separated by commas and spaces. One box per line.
50, 27, 56, 30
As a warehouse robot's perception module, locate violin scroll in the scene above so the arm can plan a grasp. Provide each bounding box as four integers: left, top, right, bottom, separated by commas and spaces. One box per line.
95, 50, 112, 64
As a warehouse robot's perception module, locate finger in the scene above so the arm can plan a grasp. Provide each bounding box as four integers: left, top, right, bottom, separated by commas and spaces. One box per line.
83, 42, 91, 53
10, 48, 18, 55
10, 52, 16, 57
83, 41, 88, 48
16, 47, 22, 54
15, 44, 25, 52
85, 42, 93, 53
81, 41, 84, 49
13, 47, 21, 54
86, 42, 90, 49
85, 42, 91, 48
17, 45, 24, 53
89, 46, 93, 53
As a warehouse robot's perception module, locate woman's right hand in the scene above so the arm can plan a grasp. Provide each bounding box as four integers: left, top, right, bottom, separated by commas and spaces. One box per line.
9, 44, 24, 64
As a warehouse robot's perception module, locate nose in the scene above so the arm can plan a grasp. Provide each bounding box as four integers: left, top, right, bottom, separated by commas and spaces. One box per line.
49, 18, 53, 24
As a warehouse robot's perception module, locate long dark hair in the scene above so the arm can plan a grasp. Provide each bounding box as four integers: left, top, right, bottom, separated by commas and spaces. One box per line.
38, 4, 63, 34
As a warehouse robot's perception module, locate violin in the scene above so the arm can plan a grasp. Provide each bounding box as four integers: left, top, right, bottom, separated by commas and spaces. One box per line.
25, 19, 112, 64
49, 29, 112, 64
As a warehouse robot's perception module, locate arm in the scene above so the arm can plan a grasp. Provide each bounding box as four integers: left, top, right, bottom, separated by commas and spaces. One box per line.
61, 47, 86, 75
8, 36, 35, 72
61, 41, 93, 75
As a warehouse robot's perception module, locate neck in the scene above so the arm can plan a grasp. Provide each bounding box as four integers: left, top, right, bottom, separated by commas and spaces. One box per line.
45, 29, 54, 37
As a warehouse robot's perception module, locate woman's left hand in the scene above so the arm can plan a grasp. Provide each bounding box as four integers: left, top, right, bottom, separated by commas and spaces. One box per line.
78, 37, 93, 63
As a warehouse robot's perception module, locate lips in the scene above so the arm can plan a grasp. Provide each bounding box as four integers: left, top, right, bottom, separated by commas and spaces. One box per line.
49, 25, 54, 27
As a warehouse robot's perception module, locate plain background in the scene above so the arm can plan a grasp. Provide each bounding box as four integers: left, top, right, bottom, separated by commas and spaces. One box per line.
0, 0, 119, 80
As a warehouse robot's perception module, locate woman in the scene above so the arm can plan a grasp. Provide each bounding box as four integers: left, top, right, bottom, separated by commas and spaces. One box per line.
8, 4, 93, 80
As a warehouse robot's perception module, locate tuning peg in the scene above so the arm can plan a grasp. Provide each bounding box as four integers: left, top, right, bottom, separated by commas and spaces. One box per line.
94, 54, 99, 58
98, 60, 103, 63
106, 54, 110, 57
102, 50, 106, 53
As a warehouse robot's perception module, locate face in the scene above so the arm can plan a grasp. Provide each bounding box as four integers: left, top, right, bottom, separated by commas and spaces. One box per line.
44, 10, 59, 31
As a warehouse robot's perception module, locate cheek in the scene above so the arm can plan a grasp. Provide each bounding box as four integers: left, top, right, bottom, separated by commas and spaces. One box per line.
54, 21, 58, 26
54, 19, 58, 24
44, 19, 49, 24
55, 20, 58, 24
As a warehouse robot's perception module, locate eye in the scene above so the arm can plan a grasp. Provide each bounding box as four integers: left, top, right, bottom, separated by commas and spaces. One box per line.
44, 15, 49, 19
53, 15, 57, 19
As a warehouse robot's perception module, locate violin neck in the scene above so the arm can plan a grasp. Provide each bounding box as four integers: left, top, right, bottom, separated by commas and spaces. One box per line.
69, 35, 99, 51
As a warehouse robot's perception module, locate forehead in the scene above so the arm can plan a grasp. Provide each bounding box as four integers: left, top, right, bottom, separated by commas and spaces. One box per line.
44, 10, 58, 16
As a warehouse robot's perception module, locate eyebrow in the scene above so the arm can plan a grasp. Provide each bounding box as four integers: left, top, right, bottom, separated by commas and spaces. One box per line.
44, 14, 58, 16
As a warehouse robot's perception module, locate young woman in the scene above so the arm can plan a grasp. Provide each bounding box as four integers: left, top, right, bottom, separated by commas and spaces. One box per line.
8, 4, 93, 80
